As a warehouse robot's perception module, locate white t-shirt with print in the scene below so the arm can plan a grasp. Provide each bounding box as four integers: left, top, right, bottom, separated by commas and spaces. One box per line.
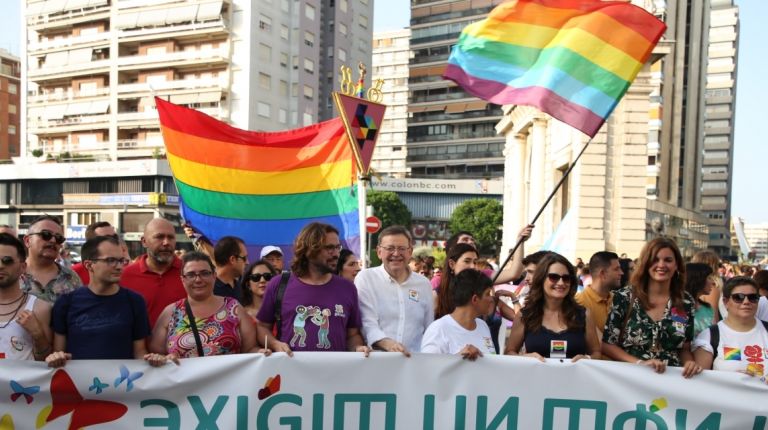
693, 318, 768, 377
421, 315, 496, 355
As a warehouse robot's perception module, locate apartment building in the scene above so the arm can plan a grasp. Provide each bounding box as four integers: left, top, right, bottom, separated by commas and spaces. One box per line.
406, 0, 506, 179
701, 0, 739, 256
0, 50, 20, 160
371, 29, 409, 178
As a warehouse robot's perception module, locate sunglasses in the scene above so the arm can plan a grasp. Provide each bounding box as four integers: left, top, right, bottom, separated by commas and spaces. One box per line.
546, 273, 573, 284
0, 256, 17, 265
249, 273, 273, 282
30, 230, 65, 244
729, 293, 760, 304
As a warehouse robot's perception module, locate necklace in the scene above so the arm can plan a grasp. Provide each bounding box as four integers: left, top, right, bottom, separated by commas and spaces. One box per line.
0, 294, 28, 329
0, 292, 25, 306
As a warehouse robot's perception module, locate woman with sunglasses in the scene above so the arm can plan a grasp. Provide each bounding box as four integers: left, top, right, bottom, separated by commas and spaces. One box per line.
149, 252, 264, 359
693, 277, 768, 377
602, 237, 701, 378
504, 253, 600, 361
241, 260, 278, 320
335, 249, 361, 282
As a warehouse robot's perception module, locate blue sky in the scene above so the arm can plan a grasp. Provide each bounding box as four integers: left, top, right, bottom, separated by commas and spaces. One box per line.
1, 1, 765, 223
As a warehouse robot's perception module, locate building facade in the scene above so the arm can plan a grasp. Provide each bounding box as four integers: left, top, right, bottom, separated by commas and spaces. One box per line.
371, 29, 410, 178
406, 0, 506, 179
21, 0, 373, 161
701, 0, 739, 256
0, 50, 20, 160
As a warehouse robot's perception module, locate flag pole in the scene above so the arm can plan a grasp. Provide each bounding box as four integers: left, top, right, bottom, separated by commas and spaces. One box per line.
492, 136, 594, 284
357, 175, 368, 269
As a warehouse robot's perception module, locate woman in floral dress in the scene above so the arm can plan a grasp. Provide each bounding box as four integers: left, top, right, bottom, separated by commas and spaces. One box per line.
602, 237, 702, 378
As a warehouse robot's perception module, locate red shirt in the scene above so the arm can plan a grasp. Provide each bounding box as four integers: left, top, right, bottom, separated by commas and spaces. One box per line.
71, 262, 90, 285
120, 255, 185, 329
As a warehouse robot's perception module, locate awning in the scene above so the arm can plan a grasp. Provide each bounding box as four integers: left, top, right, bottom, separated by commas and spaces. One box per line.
171, 4, 199, 23
26, 2, 44, 16
114, 12, 139, 29
196, 1, 223, 21
45, 51, 69, 67
196, 91, 222, 103
90, 100, 110, 114
45, 104, 68, 120
169, 93, 198, 104
68, 48, 93, 65
42, 0, 67, 14
64, 0, 90, 11
464, 100, 487, 112
445, 103, 465, 114
137, 8, 167, 27
87, 0, 108, 7
64, 102, 91, 116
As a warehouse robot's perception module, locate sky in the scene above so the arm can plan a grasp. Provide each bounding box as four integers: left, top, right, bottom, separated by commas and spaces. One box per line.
1, 0, 766, 223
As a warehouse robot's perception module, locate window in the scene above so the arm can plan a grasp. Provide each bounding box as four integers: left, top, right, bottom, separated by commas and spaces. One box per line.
359, 15, 368, 29
8, 104, 16, 114
281, 25, 289, 40
303, 85, 314, 100
291, 83, 298, 97
259, 43, 271, 61
292, 55, 298, 70
304, 58, 314, 74
257, 102, 271, 118
303, 112, 313, 126
339, 23, 347, 35
8, 83, 17, 94
258, 73, 271, 90
279, 108, 287, 124
279, 80, 288, 96
8, 125, 16, 135
340, 0, 347, 12
338, 48, 346, 62
305, 4, 315, 20
280, 52, 288, 67
259, 14, 272, 31
281, 0, 289, 12
304, 31, 315, 47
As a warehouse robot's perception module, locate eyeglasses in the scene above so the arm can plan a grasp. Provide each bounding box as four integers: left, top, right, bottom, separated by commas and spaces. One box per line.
0, 256, 17, 265
181, 270, 214, 280
546, 273, 573, 284
729, 293, 760, 304
322, 244, 343, 252
90, 257, 130, 267
379, 246, 411, 254
29, 230, 65, 244
249, 273, 273, 282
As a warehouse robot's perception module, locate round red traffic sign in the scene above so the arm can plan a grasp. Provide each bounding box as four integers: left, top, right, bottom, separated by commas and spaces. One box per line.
365, 216, 382, 234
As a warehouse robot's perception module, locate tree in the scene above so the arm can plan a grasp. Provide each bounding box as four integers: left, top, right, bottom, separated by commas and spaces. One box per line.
449, 198, 503, 255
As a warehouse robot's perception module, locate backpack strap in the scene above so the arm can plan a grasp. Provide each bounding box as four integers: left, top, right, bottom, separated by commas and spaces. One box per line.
709, 324, 720, 359
273, 272, 291, 340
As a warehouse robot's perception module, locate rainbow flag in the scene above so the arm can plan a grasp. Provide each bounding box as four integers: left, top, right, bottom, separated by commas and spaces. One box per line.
443, 0, 666, 137
155, 97, 360, 261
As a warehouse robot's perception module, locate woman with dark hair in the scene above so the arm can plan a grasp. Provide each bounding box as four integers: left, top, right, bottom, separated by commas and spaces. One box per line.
603, 237, 701, 378
435, 243, 479, 319
241, 260, 278, 320
504, 253, 599, 361
335, 249, 361, 282
685, 263, 714, 337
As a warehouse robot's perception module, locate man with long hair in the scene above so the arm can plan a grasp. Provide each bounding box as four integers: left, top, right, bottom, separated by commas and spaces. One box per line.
256, 222, 370, 355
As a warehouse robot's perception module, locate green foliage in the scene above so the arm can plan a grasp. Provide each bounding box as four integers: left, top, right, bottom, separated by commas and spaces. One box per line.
431, 248, 446, 269
449, 198, 503, 254
366, 190, 412, 232
31, 148, 44, 158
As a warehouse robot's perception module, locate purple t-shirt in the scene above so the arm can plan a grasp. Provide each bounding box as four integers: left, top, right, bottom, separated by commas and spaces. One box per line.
256, 273, 362, 352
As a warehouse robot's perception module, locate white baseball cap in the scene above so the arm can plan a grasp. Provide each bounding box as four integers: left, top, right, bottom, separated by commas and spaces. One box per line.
260, 245, 283, 259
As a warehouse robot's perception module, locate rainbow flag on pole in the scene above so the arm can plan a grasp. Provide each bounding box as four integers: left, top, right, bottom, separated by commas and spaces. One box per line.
155, 97, 360, 261
443, 0, 666, 137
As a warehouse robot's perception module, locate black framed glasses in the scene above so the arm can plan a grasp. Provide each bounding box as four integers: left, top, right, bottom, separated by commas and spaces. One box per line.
249, 273, 274, 282
181, 270, 214, 281
29, 230, 65, 244
322, 244, 343, 252
0, 256, 17, 265
90, 257, 130, 267
546, 273, 573, 284
729, 293, 760, 304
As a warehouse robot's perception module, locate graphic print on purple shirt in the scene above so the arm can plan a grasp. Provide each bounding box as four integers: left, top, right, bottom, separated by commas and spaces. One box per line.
256, 274, 362, 352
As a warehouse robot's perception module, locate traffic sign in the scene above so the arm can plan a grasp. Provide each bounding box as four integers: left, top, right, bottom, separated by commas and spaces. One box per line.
365, 216, 382, 234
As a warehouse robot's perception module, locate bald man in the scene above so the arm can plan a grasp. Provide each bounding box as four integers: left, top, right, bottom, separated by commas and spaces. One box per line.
120, 218, 185, 328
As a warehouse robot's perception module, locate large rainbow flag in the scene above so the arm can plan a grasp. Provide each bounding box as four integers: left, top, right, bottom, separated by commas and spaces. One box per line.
443, 0, 666, 137
155, 97, 360, 261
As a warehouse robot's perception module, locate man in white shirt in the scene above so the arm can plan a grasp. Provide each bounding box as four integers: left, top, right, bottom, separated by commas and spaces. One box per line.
355, 226, 433, 355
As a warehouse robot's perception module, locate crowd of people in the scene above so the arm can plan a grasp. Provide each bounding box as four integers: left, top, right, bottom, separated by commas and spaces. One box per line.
1, 215, 767, 384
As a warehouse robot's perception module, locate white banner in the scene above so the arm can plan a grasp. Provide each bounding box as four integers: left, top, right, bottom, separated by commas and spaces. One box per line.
1, 353, 766, 429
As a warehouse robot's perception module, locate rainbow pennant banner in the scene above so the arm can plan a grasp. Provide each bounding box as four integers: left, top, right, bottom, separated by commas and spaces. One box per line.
443, 0, 666, 137
155, 97, 360, 261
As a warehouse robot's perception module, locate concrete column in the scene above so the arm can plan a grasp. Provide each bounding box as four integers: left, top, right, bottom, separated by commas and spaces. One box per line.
501, 132, 528, 255
528, 117, 548, 244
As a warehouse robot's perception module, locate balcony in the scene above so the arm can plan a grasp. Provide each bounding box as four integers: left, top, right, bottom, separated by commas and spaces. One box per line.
28, 58, 111, 80
28, 31, 111, 53
117, 47, 229, 70
117, 76, 230, 95
28, 87, 111, 104
27, 0, 110, 29
28, 114, 111, 133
